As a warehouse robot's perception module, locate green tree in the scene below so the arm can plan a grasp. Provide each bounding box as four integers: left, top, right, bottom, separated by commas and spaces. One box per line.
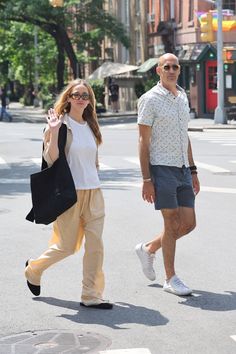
0, 0, 129, 90
0, 22, 58, 103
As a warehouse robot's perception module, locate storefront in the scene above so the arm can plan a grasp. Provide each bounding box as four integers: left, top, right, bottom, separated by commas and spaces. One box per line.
178, 43, 236, 118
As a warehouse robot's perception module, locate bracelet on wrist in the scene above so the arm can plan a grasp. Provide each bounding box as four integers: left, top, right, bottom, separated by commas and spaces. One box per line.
191, 170, 198, 175
143, 178, 152, 183
190, 165, 197, 171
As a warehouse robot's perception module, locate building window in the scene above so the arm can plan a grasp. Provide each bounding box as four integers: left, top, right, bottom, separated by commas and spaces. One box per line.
160, 0, 164, 21
151, 0, 155, 14
188, 0, 194, 21
135, 30, 141, 64
223, 0, 236, 13
135, 0, 140, 15
179, 0, 182, 23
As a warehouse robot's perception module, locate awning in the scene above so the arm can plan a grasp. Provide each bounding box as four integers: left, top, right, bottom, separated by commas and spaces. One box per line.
88, 62, 138, 80
137, 58, 158, 73
177, 43, 216, 62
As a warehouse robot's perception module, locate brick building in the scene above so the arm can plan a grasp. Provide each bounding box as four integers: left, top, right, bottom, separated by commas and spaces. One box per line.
101, 1, 236, 116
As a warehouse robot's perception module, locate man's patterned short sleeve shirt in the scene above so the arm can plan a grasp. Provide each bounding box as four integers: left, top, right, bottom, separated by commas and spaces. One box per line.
137, 82, 190, 168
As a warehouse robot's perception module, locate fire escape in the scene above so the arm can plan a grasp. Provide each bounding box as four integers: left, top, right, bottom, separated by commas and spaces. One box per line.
156, 19, 177, 54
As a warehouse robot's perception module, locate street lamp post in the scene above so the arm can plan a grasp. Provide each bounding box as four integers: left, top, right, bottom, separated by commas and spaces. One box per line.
214, 0, 227, 124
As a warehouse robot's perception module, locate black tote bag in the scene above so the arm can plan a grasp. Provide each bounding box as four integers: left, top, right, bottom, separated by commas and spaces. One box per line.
26, 123, 77, 225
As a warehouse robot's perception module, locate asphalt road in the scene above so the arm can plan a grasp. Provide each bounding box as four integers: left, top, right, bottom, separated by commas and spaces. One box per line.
0, 118, 236, 354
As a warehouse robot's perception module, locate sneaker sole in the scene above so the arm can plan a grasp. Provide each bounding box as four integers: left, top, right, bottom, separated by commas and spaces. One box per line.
163, 287, 192, 296
135, 247, 156, 281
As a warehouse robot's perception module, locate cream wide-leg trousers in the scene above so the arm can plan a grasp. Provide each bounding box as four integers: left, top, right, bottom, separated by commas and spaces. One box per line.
25, 189, 105, 303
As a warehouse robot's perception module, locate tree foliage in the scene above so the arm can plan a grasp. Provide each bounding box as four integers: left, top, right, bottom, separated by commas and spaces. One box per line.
0, 0, 129, 91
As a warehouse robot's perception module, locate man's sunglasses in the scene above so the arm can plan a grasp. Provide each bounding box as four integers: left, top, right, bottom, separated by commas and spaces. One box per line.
162, 64, 180, 72
69, 92, 90, 100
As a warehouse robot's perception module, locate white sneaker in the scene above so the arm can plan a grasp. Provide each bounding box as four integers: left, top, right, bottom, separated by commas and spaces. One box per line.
163, 275, 192, 296
135, 243, 156, 281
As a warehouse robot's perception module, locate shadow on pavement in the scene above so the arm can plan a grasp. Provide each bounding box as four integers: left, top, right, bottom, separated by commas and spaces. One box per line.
0, 162, 38, 197
33, 298, 168, 329
179, 290, 236, 311
0, 164, 141, 197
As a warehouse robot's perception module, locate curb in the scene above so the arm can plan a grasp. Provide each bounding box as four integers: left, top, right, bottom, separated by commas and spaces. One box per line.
188, 127, 204, 132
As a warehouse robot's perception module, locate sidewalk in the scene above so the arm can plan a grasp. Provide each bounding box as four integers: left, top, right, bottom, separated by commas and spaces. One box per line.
6, 102, 236, 130
188, 117, 236, 131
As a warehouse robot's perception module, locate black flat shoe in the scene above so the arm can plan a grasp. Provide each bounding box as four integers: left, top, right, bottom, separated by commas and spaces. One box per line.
80, 301, 113, 310
25, 260, 41, 296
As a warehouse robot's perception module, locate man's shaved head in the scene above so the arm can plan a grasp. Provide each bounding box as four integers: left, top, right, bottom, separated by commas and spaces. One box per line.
158, 53, 179, 66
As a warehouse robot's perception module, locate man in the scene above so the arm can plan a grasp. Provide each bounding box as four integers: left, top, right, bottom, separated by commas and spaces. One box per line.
108, 79, 119, 113
135, 53, 200, 296
0, 88, 12, 122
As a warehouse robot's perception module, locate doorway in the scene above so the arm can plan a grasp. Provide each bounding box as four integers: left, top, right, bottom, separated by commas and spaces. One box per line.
205, 60, 217, 113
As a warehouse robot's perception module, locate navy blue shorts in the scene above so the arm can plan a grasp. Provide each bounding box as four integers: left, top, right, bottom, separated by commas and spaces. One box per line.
150, 165, 195, 210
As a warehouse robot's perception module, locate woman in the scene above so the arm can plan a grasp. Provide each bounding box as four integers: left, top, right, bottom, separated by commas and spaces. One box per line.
25, 79, 113, 309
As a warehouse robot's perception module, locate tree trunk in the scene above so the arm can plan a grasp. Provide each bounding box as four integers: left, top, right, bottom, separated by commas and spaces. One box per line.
57, 26, 81, 79
54, 35, 65, 91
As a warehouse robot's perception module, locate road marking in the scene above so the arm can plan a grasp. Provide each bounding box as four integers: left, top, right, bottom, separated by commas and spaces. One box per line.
230, 335, 236, 342
0, 177, 236, 195
99, 349, 151, 354
0, 157, 10, 169
0, 178, 29, 184
124, 157, 139, 165
101, 181, 236, 194
195, 161, 230, 173
230, 160, 236, 163
125, 158, 230, 174
99, 163, 115, 170
222, 143, 236, 146
201, 186, 236, 194
197, 136, 236, 139
105, 124, 126, 129
31, 158, 41, 165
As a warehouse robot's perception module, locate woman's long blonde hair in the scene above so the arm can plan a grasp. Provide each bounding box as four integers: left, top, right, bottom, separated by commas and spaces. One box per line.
54, 79, 102, 145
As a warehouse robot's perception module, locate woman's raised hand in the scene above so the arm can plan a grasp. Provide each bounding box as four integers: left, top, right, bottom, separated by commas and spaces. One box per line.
46, 108, 64, 132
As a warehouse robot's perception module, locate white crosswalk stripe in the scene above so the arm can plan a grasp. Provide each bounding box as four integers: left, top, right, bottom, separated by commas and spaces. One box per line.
31, 158, 41, 165
195, 161, 230, 173
189, 131, 236, 146
0, 157, 10, 169
1, 155, 236, 194
230, 335, 236, 342
124, 157, 139, 165
99, 349, 152, 354
99, 162, 116, 170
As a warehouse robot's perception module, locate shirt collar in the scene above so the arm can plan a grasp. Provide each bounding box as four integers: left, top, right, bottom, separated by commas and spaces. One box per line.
154, 81, 184, 96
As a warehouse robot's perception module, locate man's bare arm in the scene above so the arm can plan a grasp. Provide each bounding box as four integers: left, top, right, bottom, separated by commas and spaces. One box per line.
188, 136, 200, 195
139, 124, 155, 203
187, 137, 195, 166
139, 124, 152, 179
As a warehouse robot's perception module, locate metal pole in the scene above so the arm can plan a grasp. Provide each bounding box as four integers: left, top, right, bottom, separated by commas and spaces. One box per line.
34, 26, 39, 94
33, 26, 40, 107
214, 0, 227, 124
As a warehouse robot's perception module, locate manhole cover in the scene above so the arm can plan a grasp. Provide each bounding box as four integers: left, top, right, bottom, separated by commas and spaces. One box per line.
0, 329, 111, 354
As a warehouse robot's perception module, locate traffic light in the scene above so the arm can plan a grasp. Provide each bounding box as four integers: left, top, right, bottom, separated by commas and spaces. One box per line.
223, 48, 236, 63
49, 0, 64, 7
200, 13, 214, 42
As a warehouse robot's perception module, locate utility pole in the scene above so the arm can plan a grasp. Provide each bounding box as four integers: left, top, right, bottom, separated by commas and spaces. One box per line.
214, 0, 227, 124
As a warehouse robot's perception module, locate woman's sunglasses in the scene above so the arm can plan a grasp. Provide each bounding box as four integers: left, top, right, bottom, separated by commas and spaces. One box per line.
69, 92, 90, 100
162, 64, 180, 72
